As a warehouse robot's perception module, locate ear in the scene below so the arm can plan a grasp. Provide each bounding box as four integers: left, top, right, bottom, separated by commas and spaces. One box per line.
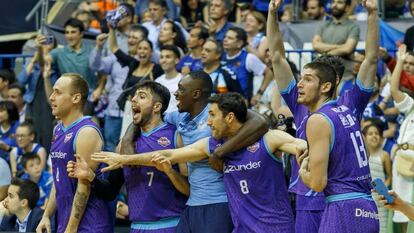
153, 102, 162, 113
20, 198, 28, 208
193, 89, 202, 100
237, 40, 244, 50
321, 82, 333, 95
172, 32, 177, 39
225, 112, 235, 123
72, 93, 82, 104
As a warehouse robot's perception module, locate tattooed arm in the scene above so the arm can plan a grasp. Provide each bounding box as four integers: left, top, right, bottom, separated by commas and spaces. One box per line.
65, 127, 103, 233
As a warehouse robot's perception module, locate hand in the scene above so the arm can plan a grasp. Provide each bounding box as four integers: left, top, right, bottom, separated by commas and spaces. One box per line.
0, 200, 10, 216
208, 154, 224, 173
35, 35, 47, 47
362, 0, 378, 13
397, 44, 408, 62
298, 156, 310, 173
296, 144, 309, 166
269, 0, 283, 14
250, 94, 262, 106
36, 216, 51, 233
207, 19, 218, 35
91, 88, 102, 103
67, 154, 95, 182
92, 152, 123, 172
96, 33, 108, 49
152, 153, 173, 174
43, 60, 52, 79
374, 190, 406, 211
116, 201, 129, 220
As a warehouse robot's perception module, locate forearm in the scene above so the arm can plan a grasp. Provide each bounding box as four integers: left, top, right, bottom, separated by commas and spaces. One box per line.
43, 76, 53, 104
108, 29, 119, 54
266, 10, 285, 60
66, 181, 91, 231
327, 46, 354, 56
122, 152, 157, 166
384, 177, 392, 187
43, 186, 57, 218
165, 170, 190, 196
364, 10, 379, 64
390, 60, 405, 102
399, 203, 414, 221
214, 110, 268, 158
258, 69, 273, 93
313, 42, 339, 53
89, 48, 103, 71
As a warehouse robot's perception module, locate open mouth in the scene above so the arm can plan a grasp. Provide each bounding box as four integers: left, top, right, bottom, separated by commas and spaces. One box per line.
132, 105, 141, 122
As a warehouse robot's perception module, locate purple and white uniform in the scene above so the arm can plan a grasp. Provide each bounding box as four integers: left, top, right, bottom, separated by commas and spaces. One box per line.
308, 101, 379, 233
123, 123, 187, 233
280, 79, 373, 233
50, 116, 112, 233
209, 137, 294, 233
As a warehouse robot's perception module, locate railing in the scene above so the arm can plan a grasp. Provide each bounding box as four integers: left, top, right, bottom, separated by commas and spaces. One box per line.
0, 54, 34, 70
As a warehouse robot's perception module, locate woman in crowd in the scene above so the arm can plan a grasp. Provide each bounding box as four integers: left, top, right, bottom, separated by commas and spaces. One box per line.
0, 101, 20, 162
158, 20, 188, 56
245, 11, 268, 61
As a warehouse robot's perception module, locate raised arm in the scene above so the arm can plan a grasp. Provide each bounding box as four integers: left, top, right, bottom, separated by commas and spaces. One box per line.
356, 0, 379, 88
108, 28, 119, 54
266, 0, 294, 90
390, 45, 408, 103
298, 114, 330, 192
65, 127, 103, 233
264, 129, 307, 155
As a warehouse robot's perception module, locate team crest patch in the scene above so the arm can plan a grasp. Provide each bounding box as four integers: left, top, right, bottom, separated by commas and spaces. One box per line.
157, 137, 171, 147
247, 142, 260, 153
64, 133, 73, 143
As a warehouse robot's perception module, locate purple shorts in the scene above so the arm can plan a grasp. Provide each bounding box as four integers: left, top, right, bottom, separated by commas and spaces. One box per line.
130, 227, 176, 233
319, 198, 379, 233
295, 210, 323, 233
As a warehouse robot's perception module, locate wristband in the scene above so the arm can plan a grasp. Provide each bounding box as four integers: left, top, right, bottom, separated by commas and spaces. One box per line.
257, 89, 265, 95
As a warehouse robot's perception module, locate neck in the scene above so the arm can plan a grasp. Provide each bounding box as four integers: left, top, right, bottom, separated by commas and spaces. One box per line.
226, 49, 240, 57
165, 69, 179, 79
1, 121, 10, 130
189, 100, 209, 119
60, 110, 84, 128
163, 40, 174, 46
153, 17, 164, 26
69, 41, 82, 52
16, 208, 30, 224
333, 14, 346, 22
213, 17, 227, 32
367, 145, 381, 155
30, 173, 41, 183
247, 30, 259, 40
226, 122, 243, 139
141, 115, 163, 133
308, 97, 332, 113
139, 59, 151, 66
23, 143, 33, 153
203, 61, 220, 74
190, 46, 202, 58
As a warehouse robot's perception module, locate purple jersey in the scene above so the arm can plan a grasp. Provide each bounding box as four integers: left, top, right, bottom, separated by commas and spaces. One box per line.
310, 101, 372, 196
209, 137, 294, 233
123, 123, 187, 222
280, 79, 372, 196
50, 116, 112, 233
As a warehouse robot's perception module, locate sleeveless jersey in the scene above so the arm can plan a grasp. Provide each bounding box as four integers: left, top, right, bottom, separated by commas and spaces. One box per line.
309, 101, 372, 196
209, 137, 294, 233
123, 123, 187, 221
50, 116, 112, 233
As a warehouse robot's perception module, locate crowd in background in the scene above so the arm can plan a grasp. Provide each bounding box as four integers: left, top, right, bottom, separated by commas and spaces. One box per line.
0, 0, 413, 232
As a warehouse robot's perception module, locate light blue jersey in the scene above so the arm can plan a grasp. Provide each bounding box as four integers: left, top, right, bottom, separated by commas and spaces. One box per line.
164, 105, 228, 206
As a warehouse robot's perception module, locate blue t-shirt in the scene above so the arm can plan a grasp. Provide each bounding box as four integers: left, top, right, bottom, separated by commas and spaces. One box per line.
164, 106, 228, 206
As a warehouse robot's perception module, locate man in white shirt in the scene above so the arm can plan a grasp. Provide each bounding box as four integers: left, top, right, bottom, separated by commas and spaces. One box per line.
156, 45, 182, 113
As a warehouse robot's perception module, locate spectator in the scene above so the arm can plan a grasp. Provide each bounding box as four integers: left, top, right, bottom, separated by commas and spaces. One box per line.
177, 26, 209, 75
155, 45, 182, 113
375, 190, 414, 221
141, 9, 152, 23
9, 122, 47, 177
245, 11, 268, 61
0, 70, 15, 101
201, 38, 243, 94
158, 20, 188, 55
0, 178, 43, 232
74, 9, 101, 34
363, 123, 392, 233
312, 0, 360, 86
7, 84, 27, 123
381, 47, 414, 94
18, 35, 57, 152
0, 101, 19, 162
0, 158, 11, 201
108, 24, 163, 137
208, 0, 233, 42
304, 0, 326, 20
235, 2, 252, 25
221, 27, 273, 105
180, 0, 205, 29
281, 4, 294, 22
20, 153, 53, 208
89, 25, 148, 152
389, 44, 414, 233
45, 18, 98, 94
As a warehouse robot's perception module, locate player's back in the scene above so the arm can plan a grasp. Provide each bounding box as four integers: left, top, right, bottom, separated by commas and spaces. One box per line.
50, 116, 112, 233
123, 123, 187, 222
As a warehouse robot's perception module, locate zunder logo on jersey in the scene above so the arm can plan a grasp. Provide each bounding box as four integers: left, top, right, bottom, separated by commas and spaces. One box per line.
157, 137, 171, 147
64, 133, 73, 143
247, 142, 260, 153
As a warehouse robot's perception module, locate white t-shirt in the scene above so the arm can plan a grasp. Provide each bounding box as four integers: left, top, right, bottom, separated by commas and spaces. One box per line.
156, 73, 183, 114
